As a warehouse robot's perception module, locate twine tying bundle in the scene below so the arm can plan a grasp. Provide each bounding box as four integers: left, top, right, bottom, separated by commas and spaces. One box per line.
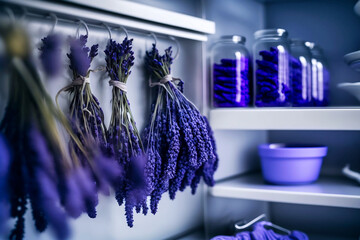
149, 74, 180, 88
72, 76, 90, 86
55, 76, 91, 114
109, 80, 127, 93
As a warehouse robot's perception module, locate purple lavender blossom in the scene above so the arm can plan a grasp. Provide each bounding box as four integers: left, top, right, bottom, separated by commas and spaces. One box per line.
39, 34, 63, 77
255, 47, 291, 106
73, 167, 98, 218
164, 101, 180, 179
124, 154, 147, 227
105, 37, 146, 227
169, 148, 187, 200
65, 33, 118, 221
26, 127, 70, 239
0, 134, 10, 234
190, 117, 219, 194
94, 155, 123, 187
67, 35, 98, 77
1, 25, 89, 239
34, 169, 70, 240
6, 130, 28, 240
105, 38, 134, 82
143, 44, 219, 212
62, 171, 84, 219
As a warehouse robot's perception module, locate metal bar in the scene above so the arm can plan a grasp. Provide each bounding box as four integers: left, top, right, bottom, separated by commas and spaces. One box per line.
62, 0, 215, 35
0, 0, 214, 41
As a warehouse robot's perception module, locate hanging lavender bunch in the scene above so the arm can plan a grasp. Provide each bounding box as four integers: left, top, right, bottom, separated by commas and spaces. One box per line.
143, 44, 219, 214
0, 22, 75, 240
57, 34, 121, 219
39, 33, 63, 77
0, 134, 10, 235
105, 38, 147, 227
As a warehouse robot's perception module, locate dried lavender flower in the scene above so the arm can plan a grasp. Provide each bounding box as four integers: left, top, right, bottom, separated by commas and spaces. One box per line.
1, 23, 109, 240
143, 43, 219, 214
39, 34, 63, 77
0, 22, 74, 239
60, 34, 122, 220
0, 134, 10, 234
67, 35, 98, 77
105, 37, 146, 227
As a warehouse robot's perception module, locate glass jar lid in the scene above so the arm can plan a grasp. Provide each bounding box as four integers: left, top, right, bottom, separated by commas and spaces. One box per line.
254, 28, 288, 39
305, 41, 323, 56
220, 35, 246, 44
305, 41, 315, 49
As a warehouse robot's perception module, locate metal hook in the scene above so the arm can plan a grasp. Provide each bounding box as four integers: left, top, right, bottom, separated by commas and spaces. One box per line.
149, 32, 157, 46
235, 214, 266, 230
76, 19, 89, 37
49, 13, 58, 34
4, 7, 15, 24
19, 7, 28, 21
234, 214, 291, 235
102, 23, 112, 40
168, 36, 180, 60
263, 222, 291, 235
114, 25, 129, 39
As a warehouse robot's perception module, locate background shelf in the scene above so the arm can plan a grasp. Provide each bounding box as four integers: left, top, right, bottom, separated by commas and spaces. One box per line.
209, 173, 360, 209
210, 108, 360, 130
355, 0, 360, 17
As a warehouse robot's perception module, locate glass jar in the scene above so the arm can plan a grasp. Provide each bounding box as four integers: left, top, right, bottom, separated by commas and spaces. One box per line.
306, 42, 330, 106
253, 29, 291, 107
290, 39, 312, 106
211, 35, 251, 107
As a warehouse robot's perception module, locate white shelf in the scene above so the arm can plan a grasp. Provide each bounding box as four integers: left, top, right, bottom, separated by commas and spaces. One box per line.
209, 108, 360, 130
355, 0, 360, 17
1, 0, 214, 41
209, 173, 360, 209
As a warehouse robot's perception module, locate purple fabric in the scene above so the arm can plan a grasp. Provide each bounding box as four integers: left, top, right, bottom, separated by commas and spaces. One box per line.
67, 35, 97, 77
312, 66, 329, 106
212, 221, 309, 240
105, 37, 146, 227
39, 34, 63, 77
144, 44, 218, 214
290, 56, 311, 106
213, 58, 250, 107
255, 47, 291, 107
0, 134, 10, 234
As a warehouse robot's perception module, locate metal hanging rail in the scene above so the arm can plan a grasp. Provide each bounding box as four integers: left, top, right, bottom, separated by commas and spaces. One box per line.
0, 0, 215, 41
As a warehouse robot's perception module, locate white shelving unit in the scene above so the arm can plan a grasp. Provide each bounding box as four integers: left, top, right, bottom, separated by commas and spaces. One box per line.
209, 173, 360, 209
205, 0, 360, 238
210, 108, 360, 130
355, 0, 360, 17
209, 106, 360, 237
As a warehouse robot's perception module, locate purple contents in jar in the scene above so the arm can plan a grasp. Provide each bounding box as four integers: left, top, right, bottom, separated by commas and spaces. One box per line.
213, 57, 250, 107
312, 66, 330, 106
290, 56, 311, 106
255, 47, 291, 107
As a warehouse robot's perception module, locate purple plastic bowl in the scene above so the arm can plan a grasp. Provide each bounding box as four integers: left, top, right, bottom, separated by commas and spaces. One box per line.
258, 144, 327, 185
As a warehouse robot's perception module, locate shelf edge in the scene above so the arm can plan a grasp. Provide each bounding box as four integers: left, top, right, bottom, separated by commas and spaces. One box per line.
209, 108, 360, 130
